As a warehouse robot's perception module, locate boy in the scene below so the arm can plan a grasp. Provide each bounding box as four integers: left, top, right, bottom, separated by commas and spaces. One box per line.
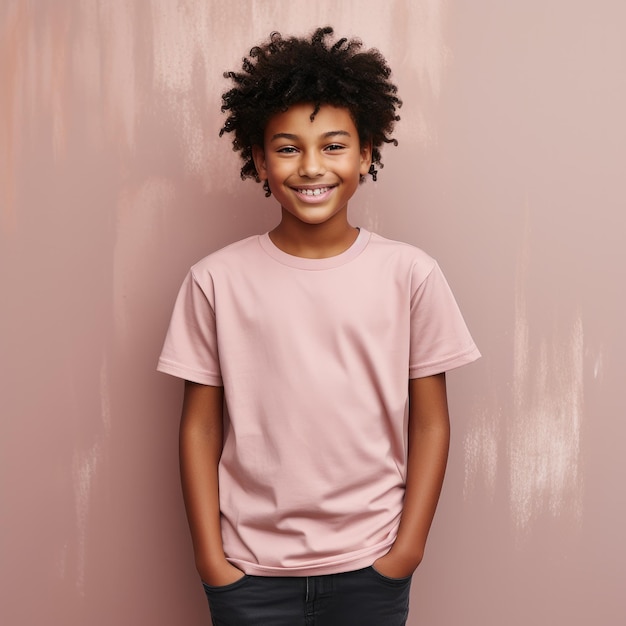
158, 27, 480, 625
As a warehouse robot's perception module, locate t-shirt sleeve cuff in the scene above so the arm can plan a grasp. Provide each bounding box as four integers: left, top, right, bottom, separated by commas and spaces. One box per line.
409, 345, 481, 379
156, 358, 223, 386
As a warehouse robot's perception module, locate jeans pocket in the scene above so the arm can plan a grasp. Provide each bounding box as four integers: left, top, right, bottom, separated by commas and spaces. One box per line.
368, 565, 413, 586
201, 575, 250, 594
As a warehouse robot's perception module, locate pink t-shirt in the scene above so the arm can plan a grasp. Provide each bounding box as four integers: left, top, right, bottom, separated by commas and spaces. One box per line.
158, 229, 480, 576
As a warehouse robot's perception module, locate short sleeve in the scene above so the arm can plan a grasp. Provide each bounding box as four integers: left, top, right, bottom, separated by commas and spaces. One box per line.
157, 269, 223, 385
409, 262, 480, 378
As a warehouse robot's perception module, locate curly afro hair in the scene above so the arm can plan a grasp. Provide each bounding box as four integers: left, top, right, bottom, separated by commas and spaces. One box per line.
220, 27, 402, 195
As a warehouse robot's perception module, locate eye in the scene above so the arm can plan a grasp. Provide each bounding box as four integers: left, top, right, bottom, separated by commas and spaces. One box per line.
325, 143, 345, 152
276, 146, 298, 154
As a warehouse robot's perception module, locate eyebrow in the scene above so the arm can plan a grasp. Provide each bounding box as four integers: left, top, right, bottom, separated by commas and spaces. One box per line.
269, 130, 352, 142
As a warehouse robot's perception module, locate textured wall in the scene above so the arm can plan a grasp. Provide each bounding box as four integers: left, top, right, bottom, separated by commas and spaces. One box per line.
1, 1, 625, 624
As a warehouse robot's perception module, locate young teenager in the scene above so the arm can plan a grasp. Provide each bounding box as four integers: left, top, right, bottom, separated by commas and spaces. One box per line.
158, 27, 480, 625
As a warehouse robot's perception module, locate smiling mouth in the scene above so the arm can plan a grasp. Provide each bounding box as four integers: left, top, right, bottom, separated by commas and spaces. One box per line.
293, 186, 334, 196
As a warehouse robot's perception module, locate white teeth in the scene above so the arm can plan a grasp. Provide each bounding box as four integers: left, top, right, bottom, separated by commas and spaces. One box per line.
298, 187, 329, 196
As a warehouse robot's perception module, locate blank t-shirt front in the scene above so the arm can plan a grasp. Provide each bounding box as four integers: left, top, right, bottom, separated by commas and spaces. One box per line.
158, 228, 480, 576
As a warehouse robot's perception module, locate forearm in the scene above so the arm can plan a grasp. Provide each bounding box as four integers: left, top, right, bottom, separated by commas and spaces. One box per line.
374, 374, 450, 576
392, 405, 449, 566
180, 419, 224, 569
179, 382, 242, 584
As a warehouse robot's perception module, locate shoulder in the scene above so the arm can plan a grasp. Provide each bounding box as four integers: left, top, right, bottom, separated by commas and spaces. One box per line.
365, 231, 437, 282
190, 234, 263, 278
367, 231, 436, 266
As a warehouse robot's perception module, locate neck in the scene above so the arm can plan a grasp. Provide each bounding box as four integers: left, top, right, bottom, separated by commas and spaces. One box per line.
269, 209, 359, 259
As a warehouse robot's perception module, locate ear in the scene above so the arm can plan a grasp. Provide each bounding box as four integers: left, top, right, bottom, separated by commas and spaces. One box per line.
251, 144, 268, 180
359, 141, 373, 176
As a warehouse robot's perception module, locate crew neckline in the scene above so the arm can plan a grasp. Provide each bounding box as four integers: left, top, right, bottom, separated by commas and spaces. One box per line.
258, 228, 370, 270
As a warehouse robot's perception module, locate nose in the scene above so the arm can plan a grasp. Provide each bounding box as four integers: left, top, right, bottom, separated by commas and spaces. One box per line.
298, 150, 325, 178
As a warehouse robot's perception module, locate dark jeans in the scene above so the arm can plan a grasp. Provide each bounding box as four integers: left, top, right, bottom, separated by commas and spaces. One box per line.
202, 566, 412, 626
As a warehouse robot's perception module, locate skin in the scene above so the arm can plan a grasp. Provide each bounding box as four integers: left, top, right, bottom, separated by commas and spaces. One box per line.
371, 374, 450, 578
251, 102, 372, 259
179, 382, 246, 586
179, 103, 451, 586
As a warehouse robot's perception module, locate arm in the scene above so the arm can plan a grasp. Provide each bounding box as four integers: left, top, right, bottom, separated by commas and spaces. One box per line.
373, 373, 451, 578
179, 380, 244, 585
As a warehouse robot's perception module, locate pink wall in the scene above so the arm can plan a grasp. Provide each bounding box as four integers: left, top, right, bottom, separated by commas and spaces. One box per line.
2, 1, 625, 624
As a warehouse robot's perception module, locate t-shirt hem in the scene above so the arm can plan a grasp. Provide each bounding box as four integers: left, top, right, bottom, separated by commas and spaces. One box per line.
227, 538, 396, 577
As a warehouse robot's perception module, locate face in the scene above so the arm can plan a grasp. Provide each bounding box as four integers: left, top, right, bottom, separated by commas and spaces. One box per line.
252, 103, 372, 228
